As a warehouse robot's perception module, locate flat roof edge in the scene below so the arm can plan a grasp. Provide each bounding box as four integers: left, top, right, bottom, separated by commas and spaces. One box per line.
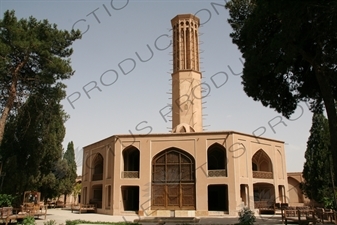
83, 130, 284, 148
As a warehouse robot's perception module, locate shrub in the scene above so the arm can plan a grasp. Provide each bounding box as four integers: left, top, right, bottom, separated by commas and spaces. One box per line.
238, 207, 256, 225
0, 194, 16, 207
44, 220, 58, 225
22, 216, 36, 225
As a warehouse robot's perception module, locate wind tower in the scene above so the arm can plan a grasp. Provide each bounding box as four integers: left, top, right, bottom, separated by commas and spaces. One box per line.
171, 14, 203, 133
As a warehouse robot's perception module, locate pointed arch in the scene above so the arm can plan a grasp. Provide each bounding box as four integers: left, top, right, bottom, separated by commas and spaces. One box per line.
152, 148, 195, 210
180, 126, 186, 133
207, 143, 227, 177
252, 149, 273, 172
287, 177, 304, 204
172, 123, 196, 133
92, 153, 103, 181
122, 145, 140, 178
252, 149, 273, 179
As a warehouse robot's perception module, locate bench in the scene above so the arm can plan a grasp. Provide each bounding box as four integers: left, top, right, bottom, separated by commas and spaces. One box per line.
0, 207, 31, 225
282, 209, 318, 225
254, 201, 275, 214
4, 213, 30, 225
71, 204, 96, 214
21, 203, 48, 219
314, 208, 337, 224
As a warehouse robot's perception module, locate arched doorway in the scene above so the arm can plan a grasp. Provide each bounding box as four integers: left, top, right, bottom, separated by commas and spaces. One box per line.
287, 177, 304, 204
152, 148, 195, 210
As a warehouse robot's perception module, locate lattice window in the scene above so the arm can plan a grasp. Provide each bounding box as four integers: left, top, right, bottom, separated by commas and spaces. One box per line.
152, 148, 195, 210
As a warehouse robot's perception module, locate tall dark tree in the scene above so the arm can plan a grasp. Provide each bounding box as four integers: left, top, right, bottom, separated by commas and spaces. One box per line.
302, 113, 335, 207
39, 159, 67, 201
0, 10, 81, 145
0, 86, 66, 199
64, 141, 77, 181
226, 0, 337, 182
47, 158, 69, 200
62, 141, 77, 203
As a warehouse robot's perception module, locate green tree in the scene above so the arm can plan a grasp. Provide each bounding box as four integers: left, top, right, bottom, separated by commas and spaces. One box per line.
40, 158, 68, 201
302, 113, 336, 207
226, 0, 337, 183
72, 182, 81, 204
64, 142, 77, 183
62, 141, 77, 203
0, 88, 66, 199
0, 10, 81, 145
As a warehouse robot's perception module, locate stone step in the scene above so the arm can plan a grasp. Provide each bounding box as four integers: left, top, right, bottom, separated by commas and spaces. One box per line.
134, 217, 200, 224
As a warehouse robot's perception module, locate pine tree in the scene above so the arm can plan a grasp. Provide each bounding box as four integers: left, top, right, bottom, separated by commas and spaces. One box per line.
0, 90, 66, 199
62, 141, 77, 203
64, 141, 77, 179
0, 10, 81, 145
302, 113, 336, 207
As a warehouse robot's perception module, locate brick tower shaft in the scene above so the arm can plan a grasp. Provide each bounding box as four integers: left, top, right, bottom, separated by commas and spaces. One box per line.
171, 14, 203, 133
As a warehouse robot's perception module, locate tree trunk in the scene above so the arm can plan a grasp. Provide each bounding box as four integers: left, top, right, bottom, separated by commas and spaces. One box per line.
0, 78, 17, 145
0, 57, 28, 146
64, 194, 67, 208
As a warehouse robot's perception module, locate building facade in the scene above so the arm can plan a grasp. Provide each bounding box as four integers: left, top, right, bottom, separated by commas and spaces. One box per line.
81, 14, 289, 216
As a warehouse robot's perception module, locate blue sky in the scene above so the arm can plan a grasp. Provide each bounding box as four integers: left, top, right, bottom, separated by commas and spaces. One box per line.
0, 0, 313, 174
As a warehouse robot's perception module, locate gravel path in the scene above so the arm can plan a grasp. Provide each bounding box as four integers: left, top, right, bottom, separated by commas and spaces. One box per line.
32, 208, 284, 225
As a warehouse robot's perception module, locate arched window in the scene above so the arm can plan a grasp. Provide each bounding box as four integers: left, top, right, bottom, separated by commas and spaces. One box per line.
122, 146, 140, 178
252, 150, 273, 179
152, 148, 195, 210
92, 153, 103, 181
207, 143, 227, 177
